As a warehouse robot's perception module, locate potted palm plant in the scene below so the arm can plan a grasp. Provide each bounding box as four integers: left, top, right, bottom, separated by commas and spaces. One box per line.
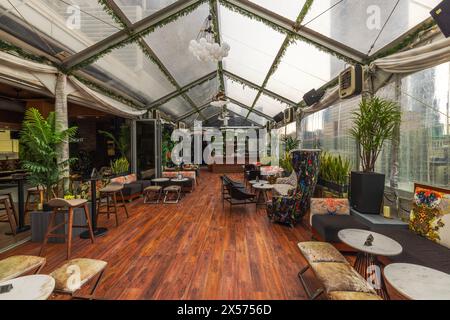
20, 108, 79, 242
349, 96, 401, 214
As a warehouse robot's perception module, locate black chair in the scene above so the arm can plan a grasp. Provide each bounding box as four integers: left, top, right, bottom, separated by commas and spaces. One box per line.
224, 183, 257, 213
221, 176, 246, 209
243, 164, 257, 183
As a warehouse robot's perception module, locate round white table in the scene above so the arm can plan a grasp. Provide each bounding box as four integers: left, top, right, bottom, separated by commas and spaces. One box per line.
170, 178, 189, 182
249, 180, 268, 185
253, 183, 274, 206
152, 178, 170, 183
384, 263, 450, 300
338, 229, 403, 300
0, 275, 55, 300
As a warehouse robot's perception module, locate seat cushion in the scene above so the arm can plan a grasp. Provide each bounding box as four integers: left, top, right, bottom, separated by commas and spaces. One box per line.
121, 182, 142, 196
298, 242, 348, 264
312, 215, 370, 243
50, 258, 107, 293
273, 184, 295, 196
165, 185, 181, 192
328, 291, 382, 300
0, 255, 46, 282
144, 186, 162, 192
311, 262, 376, 294
371, 226, 450, 274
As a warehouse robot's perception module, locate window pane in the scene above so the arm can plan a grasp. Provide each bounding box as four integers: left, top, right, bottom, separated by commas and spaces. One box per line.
1, 0, 123, 53
248, 0, 307, 21
224, 76, 259, 107
304, 0, 440, 54
220, 4, 285, 85
114, 0, 177, 24
254, 93, 289, 117
266, 40, 346, 102
83, 42, 175, 103
397, 62, 450, 191
187, 77, 218, 106
159, 96, 194, 117
144, 2, 216, 86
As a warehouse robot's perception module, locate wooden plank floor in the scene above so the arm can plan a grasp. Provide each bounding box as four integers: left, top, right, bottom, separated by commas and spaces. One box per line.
0, 171, 318, 299
0, 171, 402, 300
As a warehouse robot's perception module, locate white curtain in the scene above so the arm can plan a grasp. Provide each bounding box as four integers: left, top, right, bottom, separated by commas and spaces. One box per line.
370, 37, 450, 74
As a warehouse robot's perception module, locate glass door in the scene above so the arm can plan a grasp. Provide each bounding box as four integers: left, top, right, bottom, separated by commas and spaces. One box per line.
132, 120, 161, 178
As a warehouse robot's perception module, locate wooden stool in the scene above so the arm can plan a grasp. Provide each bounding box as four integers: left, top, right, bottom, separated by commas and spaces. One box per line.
25, 186, 45, 214
0, 194, 18, 235
40, 198, 95, 260
144, 186, 162, 204
163, 185, 182, 204
97, 183, 129, 227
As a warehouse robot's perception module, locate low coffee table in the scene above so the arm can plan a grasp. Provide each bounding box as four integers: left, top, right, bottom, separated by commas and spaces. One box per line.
338, 229, 403, 300
0, 275, 55, 300
253, 183, 274, 207
384, 263, 450, 300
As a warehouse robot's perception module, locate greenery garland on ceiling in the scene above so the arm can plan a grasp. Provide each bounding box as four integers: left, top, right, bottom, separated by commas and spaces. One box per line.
0, 39, 49, 64
209, 0, 225, 91
246, 0, 315, 116
71, 0, 209, 72
218, 0, 356, 65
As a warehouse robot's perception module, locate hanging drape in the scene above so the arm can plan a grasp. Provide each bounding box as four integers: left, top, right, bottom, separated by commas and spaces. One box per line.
370, 37, 450, 74
0, 51, 145, 118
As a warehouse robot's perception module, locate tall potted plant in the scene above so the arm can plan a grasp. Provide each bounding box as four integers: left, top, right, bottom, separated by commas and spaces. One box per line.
279, 136, 300, 175
349, 96, 401, 214
20, 108, 78, 207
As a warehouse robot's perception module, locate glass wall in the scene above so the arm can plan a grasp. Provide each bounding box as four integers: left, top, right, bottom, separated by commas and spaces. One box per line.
299, 95, 361, 168
299, 62, 450, 192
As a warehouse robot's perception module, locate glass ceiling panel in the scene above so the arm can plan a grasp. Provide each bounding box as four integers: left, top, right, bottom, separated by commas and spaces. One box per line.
266, 40, 347, 102
303, 0, 441, 54
183, 112, 201, 125
186, 77, 218, 106
227, 103, 266, 126
159, 96, 193, 117
224, 76, 259, 107
220, 4, 286, 86
249, 0, 307, 21
0, 0, 123, 53
254, 93, 289, 117
114, 0, 177, 24
202, 105, 221, 119
83, 42, 175, 103
144, 3, 216, 86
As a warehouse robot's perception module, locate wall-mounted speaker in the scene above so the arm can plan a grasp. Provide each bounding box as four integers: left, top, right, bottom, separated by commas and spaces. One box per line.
273, 112, 285, 123
339, 64, 363, 99
431, 0, 450, 38
303, 89, 324, 106
284, 108, 294, 123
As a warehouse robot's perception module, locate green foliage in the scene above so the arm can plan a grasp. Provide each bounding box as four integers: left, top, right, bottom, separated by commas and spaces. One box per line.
98, 125, 130, 159
279, 136, 300, 174
319, 152, 351, 186
20, 108, 78, 202
350, 96, 401, 172
111, 157, 130, 175
162, 129, 175, 167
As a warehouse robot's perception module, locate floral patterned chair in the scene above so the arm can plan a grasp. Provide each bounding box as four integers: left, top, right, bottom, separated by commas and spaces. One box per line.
267, 149, 321, 227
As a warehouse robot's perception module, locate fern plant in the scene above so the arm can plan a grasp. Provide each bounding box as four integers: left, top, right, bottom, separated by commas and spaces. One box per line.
350, 97, 401, 172
20, 108, 78, 203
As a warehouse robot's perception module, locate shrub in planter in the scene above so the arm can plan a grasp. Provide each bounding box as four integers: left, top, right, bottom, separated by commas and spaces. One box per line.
349, 96, 401, 214
318, 152, 351, 196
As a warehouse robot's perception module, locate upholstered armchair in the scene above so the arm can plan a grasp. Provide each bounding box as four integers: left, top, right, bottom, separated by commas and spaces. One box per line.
267, 149, 321, 227
273, 170, 297, 196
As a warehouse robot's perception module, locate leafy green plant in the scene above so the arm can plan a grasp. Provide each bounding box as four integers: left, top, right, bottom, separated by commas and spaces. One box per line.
98, 124, 130, 159
162, 129, 175, 167
350, 96, 401, 172
279, 136, 300, 174
111, 157, 130, 175
320, 152, 352, 186
20, 108, 78, 203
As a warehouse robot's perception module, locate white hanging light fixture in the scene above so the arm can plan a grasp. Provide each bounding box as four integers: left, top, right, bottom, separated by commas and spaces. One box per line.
189, 15, 230, 62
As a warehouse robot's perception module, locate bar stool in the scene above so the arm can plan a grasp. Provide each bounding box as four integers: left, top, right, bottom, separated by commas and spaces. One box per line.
25, 186, 45, 214
143, 186, 163, 204
97, 183, 129, 227
163, 185, 182, 204
0, 193, 17, 235
40, 198, 95, 260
